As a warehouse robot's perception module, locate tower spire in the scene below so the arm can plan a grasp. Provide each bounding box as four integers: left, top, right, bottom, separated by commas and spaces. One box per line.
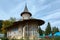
21, 4, 32, 17
24, 4, 29, 12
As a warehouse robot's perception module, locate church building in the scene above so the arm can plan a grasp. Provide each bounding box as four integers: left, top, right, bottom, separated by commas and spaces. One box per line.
6, 5, 45, 40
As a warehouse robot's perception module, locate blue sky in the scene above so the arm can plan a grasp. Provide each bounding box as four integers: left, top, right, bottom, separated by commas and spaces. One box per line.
0, 0, 60, 30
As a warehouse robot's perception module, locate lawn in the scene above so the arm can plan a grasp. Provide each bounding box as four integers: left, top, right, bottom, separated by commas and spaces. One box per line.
41, 36, 60, 40
0, 36, 60, 40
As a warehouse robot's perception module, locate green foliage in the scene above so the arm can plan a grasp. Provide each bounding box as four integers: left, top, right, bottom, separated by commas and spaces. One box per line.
0, 17, 16, 37
1, 20, 13, 34
0, 20, 3, 28
9, 17, 16, 22
0, 20, 3, 33
3, 20, 13, 27
1, 17, 16, 34
52, 27, 59, 33
45, 22, 51, 35
0, 37, 9, 40
38, 27, 43, 35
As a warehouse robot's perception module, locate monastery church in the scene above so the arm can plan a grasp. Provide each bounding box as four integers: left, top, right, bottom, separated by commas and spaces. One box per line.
6, 5, 45, 40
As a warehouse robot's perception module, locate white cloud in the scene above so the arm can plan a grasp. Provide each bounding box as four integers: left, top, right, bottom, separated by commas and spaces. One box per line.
51, 21, 60, 26
32, 0, 60, 17
41, 11, 60, 21
40, 10, 60, 30
9, 1, 25, 13
40, 22, 48, 31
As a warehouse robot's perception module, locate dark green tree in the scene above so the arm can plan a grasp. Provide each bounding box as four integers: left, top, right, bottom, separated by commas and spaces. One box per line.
0, 20, 3, 33
52, 27, 59, 33
45, 22, 51, 35
56, 27, 59, 32
38, 27, 43, 36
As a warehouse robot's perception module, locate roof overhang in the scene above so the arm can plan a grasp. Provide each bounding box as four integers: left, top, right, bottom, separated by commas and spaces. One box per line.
6, 19, 45, 29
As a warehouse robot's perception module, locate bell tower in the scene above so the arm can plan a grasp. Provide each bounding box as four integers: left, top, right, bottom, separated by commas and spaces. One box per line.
21, 5, 32, 20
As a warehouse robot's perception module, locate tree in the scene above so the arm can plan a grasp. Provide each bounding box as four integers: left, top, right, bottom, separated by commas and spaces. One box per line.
1, 20, 13, 33
38, 27, 43, 36
9, 17, 16, 22
52, 27, 59, 33
45, 22, 51, 35
1, 20, 13, 37
56, 27, 59, 32
1, 17, 16, 34
1, 17, 16, 36
0, 20, 3, 33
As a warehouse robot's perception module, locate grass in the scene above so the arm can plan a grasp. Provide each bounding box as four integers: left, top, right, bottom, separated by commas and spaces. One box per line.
41, 36, 60, 40
0, 36, 60, 40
